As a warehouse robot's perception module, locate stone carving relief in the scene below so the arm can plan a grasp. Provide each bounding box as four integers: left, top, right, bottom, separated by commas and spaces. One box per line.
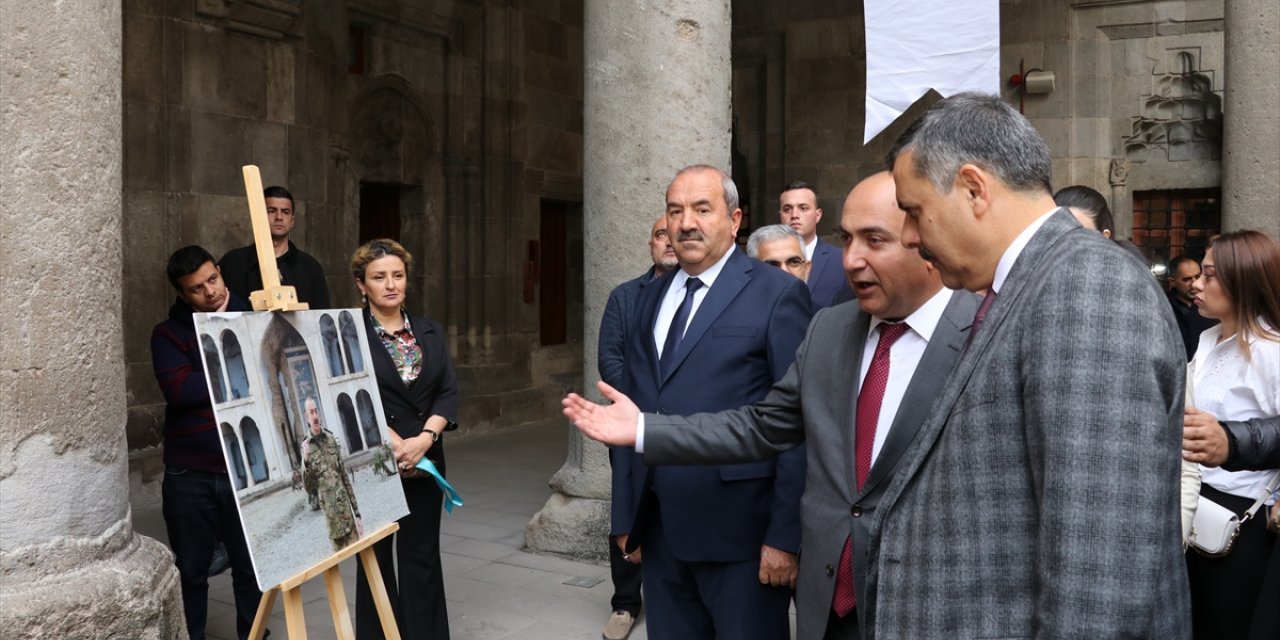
195, 0, 304, 39
1123, 49, 1222, 163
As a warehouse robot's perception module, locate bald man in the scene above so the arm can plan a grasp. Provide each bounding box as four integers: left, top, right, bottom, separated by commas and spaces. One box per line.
565, 172, 979, 639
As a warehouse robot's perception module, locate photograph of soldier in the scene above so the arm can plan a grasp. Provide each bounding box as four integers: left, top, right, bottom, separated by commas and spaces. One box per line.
301, 396, 364, 551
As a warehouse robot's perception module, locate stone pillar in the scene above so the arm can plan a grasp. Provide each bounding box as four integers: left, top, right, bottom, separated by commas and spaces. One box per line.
0, 2, 185, 637
524, 0, 732, 560
1109, 158, 1132, 239
1221, 0, 1280, 237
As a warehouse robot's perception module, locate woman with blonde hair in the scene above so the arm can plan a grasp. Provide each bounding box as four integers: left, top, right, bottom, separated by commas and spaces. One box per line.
351, 238, 457, 639
1181, 230, 1280, 640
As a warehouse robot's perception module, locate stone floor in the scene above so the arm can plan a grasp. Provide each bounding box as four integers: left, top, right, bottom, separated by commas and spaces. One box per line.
133, 418, 649, 640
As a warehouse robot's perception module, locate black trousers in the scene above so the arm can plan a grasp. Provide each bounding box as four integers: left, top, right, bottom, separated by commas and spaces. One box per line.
1186, 483, 1279, 640
609, 534, 643, 615
162, 467, 262, 640
356, 472, 449, 639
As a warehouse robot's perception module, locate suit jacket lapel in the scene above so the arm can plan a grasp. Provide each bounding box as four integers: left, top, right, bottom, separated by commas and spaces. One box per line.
860, 291, 974, 496
840, 309, 872, 502
660, 251, 751, 386
807, 241, 832, 291
871, 210, 1080, 522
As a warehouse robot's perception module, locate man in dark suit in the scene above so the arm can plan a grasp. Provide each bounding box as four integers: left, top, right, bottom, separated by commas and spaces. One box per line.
780, 181, 851, 308
1166, 255, 1217, 360
607, 165, 811, 639
219, 185, 330, 308
596, 215, 676, 640
567, 172, 977, 639
865, 93, 1189, 638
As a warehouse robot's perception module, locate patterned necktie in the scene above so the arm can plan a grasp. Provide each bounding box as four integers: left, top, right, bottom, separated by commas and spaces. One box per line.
659, 277, 703, 376
832, 321, 910, 617
964, 290, 998, 350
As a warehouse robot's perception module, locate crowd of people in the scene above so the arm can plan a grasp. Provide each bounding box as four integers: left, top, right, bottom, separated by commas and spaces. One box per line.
567, 93, 1280, 640
149, 93, 1278, 640
151, 187, 456, 639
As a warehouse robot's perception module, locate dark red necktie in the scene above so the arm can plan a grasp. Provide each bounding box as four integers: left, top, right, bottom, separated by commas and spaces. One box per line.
832, 321, 909, 617
964, 290, 998, 350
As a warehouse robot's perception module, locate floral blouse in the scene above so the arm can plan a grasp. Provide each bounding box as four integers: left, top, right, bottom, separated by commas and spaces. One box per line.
372, 310, 423, 384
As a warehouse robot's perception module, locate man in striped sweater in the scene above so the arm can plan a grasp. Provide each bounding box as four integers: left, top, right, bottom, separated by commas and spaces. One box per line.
151, 245, 260, 640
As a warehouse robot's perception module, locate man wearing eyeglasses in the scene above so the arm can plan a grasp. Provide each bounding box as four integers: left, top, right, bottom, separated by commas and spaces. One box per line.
747, 224, 811, 284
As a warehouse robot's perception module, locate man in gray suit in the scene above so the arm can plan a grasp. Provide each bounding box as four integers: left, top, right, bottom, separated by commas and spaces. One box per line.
565, 171, 979, 639
866, 93, 1189, 638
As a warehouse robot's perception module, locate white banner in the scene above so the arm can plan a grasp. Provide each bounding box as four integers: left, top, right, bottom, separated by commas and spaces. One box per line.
864, 0, 1001, 143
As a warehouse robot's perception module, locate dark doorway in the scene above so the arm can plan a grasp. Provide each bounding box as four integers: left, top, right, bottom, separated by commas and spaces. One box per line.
360, 183, 401, 243
539, 200, 583, 346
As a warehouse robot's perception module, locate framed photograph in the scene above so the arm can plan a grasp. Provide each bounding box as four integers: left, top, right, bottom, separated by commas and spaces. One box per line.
193, 309, 409, 590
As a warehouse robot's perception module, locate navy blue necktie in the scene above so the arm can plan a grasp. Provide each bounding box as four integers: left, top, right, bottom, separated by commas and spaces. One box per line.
659, 277, 703, 376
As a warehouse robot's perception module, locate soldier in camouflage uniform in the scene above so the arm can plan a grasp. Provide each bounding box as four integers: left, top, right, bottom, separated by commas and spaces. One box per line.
301, 397, 363, 551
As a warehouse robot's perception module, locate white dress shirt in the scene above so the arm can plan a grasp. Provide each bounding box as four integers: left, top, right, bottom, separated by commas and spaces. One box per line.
858, 287, 953, 464
652, 245, 736, 359
991, 208, 1058, 294
1192, 320, 1280, 501
636, 246, 737, 452
803, 236, 817, 261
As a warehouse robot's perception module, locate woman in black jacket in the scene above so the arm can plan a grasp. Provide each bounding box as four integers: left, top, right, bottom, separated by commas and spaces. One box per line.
351, 238, 457, 639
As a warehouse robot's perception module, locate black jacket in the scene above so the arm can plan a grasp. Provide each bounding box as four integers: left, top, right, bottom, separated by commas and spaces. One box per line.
1223, 415, 1280, 471
363, 309, 459, 466
219, 241, 331, 308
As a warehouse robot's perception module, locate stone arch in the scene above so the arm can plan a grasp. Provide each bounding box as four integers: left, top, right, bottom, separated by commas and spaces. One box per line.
260, 315, 315, 468
319, 313, 344, 377
221, 329, 251, 400
201, 334, 228, 404
339, 311, 364, 373
337, 392, 361, 453
344, 75, 447, 321
222, 422, 247, 490
241, 417, 268, 484
356, 389, 381, 447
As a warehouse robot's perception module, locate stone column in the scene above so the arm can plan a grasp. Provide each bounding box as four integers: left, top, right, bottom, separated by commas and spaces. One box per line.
0, 2, 185, 637
1221, 0, 1280, 237
1109, 158, 1132, 239
525, 0, 732, 560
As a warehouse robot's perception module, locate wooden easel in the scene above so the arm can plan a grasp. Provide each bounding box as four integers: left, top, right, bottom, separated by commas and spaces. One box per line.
239, 165, 402, 638
241, 165, 309, 313
249, 522, 402, 639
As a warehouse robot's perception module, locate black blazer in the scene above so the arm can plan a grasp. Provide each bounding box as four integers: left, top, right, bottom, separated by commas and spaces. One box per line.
364, 308, 459, 466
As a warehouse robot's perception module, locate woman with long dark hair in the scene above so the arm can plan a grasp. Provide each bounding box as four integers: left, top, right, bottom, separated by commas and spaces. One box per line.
1182, 230, 1280, 640
351, 238, 456, 639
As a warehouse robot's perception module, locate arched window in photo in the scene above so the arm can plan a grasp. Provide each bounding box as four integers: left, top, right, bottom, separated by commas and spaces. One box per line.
356, 389, 381, 447
337, 393, 362, 453
201, 334, 227, 404
221, 330, 251, 400
339, 311, 365, 373
222, 422, 247, 490
319, 314, 345, 378
241, 417, 269, 484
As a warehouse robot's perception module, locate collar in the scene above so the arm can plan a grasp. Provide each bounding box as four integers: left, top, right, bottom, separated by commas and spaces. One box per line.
868, 286, 952, 342
991, 208, 1059, 294
803, 236, 818, 260
674, 244, 736, 291
371, 308, 414, 338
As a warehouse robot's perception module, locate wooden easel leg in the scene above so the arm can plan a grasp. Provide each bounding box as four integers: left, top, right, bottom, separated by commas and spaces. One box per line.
283, 586, 308, 639
324, 565, 356, 639
249, 588, 278, 640
357, 547, 401, 640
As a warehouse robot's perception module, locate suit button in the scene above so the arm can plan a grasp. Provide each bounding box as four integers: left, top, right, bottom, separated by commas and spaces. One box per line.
825, 564, 835, 577
418, 411, 426, 419
388, 415, 396, 423
850, 505, 862, 517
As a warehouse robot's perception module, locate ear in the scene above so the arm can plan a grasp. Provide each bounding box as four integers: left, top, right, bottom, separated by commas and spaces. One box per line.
814, 207, 823, 223
729, 208, 743, 236
954, 164, 993, 219
1102, 229, 1113, 239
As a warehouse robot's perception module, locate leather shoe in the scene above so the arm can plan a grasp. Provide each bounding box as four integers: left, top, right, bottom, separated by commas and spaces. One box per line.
602, 610, 636, 640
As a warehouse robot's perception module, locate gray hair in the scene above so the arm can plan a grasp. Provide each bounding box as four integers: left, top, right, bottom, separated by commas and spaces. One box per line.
746, 224, 804, 258
672, 164, 740, 216
885, 92, 1052, 196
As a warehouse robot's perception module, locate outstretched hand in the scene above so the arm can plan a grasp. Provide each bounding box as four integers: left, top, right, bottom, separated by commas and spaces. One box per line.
562, 381, 641, 447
